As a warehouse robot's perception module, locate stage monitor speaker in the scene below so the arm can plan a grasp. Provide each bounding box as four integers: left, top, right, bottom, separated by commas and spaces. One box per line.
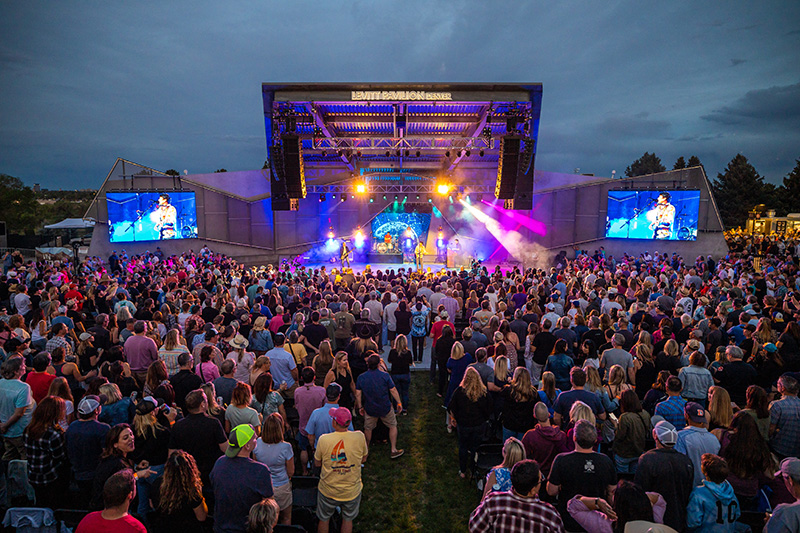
281, 134, 306, 199
496, 135, 522, 200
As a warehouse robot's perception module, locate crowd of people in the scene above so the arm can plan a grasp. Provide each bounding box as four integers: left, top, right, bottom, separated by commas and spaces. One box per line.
0, 237, 799, 532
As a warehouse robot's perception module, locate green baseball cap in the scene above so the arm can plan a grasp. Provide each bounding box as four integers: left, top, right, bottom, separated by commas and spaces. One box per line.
225, 424, 256, 458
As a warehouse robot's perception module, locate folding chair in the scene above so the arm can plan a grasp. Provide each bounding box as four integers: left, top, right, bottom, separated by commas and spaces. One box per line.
291, 476, 320, 511
1, 507, 57, 533
472, 443, 503, 492
7, 460, 35, 507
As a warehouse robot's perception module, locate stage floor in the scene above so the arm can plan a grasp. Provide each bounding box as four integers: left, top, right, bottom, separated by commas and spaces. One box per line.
297, 260, 451, 273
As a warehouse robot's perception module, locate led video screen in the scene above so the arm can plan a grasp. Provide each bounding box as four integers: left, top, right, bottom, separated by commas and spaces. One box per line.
371, 210, 432, 252
606, 190, 700, 241
107, 191, 198, 243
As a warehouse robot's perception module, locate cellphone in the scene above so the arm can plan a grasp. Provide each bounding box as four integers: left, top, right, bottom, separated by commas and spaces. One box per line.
130, 391, 138, 401
217, 396, 223, 406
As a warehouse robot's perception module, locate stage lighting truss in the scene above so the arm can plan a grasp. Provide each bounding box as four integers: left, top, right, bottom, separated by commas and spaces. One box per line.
306, 182, 495, 195
311, 136, 497, 153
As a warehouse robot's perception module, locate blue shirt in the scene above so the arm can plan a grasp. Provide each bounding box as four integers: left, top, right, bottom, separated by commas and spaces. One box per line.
306, 403, 354, 438
675, 426, 721, 487
654, 395, 688, 430
266, 346, 297, 388
0, 378, 34, 438
210, 456, 273, 533
770, 395, 800, 458
544, 353, 575, 391
65, 419, 110, 481
356, 369, 395, 417
552, 389, 604, 427
252, 440, 293, 487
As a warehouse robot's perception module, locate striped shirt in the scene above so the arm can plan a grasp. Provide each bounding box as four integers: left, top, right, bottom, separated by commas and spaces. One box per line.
654, 395, 688, 430
469, 491, 564, 533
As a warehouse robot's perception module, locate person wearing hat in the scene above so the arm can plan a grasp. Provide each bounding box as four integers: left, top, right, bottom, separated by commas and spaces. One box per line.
66, 394, 111, 501
191, 326, 224, 367
313, 406, 368, 533
635, 421, 694, 532
306, 383, 354, 449
765, 457, 800, 532
675, 401, 721, 488
210, 423, 273, 533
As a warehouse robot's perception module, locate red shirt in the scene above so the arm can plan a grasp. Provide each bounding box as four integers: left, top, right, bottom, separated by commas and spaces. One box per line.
25, 371, 56, 404
76, 512, 146, 533
430, 320, 454, 347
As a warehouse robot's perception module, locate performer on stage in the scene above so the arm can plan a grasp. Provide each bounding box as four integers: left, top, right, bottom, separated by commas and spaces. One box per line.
648, 192, 676, 240
340, 239, 352, 268
414, 240, 426, 271
153, 193, 178, 239
384, 232, 393, 252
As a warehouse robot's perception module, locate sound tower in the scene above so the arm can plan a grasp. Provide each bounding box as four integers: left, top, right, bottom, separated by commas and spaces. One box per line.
269, 143, 292, 211
281, 133, 306, 199
512, 138, 535, 210
495, 135, 521, 200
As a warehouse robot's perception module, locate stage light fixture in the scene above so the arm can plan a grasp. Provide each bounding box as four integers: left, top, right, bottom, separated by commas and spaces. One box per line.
396, 149, 401, 157
480, 149, 485, 157
428, 198, 432, 203
332, 194, 336, 199
416, 195, 420, 200
445, 151, 451, 158
356, 184, 366, 194
415, 150, 421, 157
405, 150, 410, 157
337, 150, 343, 157
328, 226, 335, 239
465, 150, 471, 157
369, 197, 374, 203
356, 151, 362, 158
383, 195, 387, 200
351, 195, 355, 199
385, 150, 391, 157
436, 183, 451, 196
321, 150, 327, 157
319, 194, 326, 202
394, 195, 398, 200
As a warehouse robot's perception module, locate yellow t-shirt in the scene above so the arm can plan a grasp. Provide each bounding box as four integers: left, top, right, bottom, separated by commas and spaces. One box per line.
314, 430, 368, 501
284, 342, 308, 366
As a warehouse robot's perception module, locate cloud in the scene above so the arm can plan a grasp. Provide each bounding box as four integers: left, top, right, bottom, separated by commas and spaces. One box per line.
701, 82, 800, 126
730, 58, 747, 66
593, 115, 671, 139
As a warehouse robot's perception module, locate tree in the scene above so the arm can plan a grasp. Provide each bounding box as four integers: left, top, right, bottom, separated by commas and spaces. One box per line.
673, 156, 686, 170
625, 152, 666, 177
214, 168, 228, 173
164, 169, 179, 176
712, 154, 772, 229
778, 159, 800, 215
0, 174, 40, 234
687, 155, 702, 168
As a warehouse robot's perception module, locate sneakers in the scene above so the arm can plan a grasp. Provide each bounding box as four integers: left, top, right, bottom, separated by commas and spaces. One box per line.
447, 425, 453, 434
391, 449, 405, 459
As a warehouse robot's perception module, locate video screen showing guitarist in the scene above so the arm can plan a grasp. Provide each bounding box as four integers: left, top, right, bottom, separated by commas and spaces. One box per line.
648, 192, 676, 240
153, 193, 178, 239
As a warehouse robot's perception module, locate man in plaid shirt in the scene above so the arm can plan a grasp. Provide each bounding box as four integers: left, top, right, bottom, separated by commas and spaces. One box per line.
45, 322, 73, 358
654, 376, 688, 430
469, 460, 564, 533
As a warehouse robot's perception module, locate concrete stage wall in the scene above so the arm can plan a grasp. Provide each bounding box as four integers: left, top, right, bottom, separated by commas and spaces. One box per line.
86, 161, 727, 267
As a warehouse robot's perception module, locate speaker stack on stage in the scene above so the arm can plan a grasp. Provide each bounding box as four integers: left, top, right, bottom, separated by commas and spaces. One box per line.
271, 133, 306, 211
496, 134, 535, 210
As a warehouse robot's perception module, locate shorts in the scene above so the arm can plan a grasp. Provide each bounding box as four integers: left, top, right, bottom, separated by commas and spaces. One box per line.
296, 432, 310, 451
363, 408, 397, 431
316, 491, 362, 522
2, 436, 26, 461
273, 482, 293, 511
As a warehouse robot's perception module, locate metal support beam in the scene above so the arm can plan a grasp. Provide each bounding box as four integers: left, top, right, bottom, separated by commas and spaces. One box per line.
304, 103, 354, 171
449, 104, 491, 171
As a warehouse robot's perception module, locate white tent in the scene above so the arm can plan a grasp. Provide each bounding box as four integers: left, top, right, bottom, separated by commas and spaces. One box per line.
44, 218, 96, 229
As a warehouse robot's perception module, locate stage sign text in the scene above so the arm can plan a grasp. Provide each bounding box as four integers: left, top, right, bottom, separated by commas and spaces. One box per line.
351, 91, 452, 101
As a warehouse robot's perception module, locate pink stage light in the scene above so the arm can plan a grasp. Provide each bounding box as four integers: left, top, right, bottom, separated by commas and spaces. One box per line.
481, 200, 546, 235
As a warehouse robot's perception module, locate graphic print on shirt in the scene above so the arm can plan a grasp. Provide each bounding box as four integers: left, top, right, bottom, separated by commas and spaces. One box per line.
331, 439, 349, 469
584, 459, 595, 474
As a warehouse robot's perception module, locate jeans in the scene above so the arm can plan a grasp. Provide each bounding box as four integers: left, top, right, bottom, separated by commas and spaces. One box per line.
392, 374, 410, 410
614, 454, 639, 474
457, 424, 486, 474
136, 464, 165, 516
502, 427, 526, 443
411, 335, 425, 363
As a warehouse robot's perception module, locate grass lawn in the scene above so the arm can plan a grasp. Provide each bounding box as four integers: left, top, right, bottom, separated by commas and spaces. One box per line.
354, 372, 481, 533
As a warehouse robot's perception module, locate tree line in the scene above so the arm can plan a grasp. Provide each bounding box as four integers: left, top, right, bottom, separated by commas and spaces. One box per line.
625, 152, 800, 230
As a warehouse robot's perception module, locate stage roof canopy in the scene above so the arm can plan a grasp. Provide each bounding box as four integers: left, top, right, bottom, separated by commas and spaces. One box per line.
262, 83, 542, 176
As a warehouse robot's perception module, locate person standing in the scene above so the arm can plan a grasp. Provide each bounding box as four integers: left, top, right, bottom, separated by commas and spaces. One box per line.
469, 460, 564, 533
355, 354, 404, 459
66, 395, 111, 502
765, 457, 800, 532
314, 407, 368, 533
547, 419, 616, 533
388, 334, 413, 414
211, 424, 273, 533
675, 402, 721, 487
0, 357, 35, 460
293, 367, 326, 475
415, 240, 426, 271
168, 390, 228, 486
265, 333, 298, 398
125, 321, 159, 387
635, 421, 694, 532
770, 375, 800, 459
24, 396, 69, 509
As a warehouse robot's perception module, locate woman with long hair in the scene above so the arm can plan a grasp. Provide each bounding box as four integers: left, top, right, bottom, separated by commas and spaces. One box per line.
91, 424, 154, 510
131, 397, 171, 468
151, 450, 208, 532
158, 329, 189, 377
250, 355, 271, 387
499, 367, 537, 442
251, 373, 289, 426
720, 411, 775, 510
144, 360, 170, 397
678, 351, 713, 406
707, 385, 734, 436
29, 307, 49, 352
323, 351, 356, 411
742, 385, 771, 441
249, 316, 275, 354
580, 339, 599, 371
568, 480, 667, 533
498, 320, 521, 369
777, 321, 800, 371
481, 437, 526, 499
225, 334, 255, 383
537, 371, 561, 416
448, 367, 492, 478
225, 382, 262, 435
200, 382, 226, 426
253, 413, 294, 525
544, 339, 575, 391
76, 331, 100, 373
445, 341, 474, 408
51, 345, 95, 401
754, 342, 785, 392
434, 325, 456, 397
565, 401, 599, 451
612, 390, 650, 474
655, 338, 681, 375
24, 396, 69, 509
195, 345, 220, 384
312, 340, 335, 387
632, 344, 656, 399
98, 383, 135, 426
47, 377, 75, 430
388, 334, 413, 414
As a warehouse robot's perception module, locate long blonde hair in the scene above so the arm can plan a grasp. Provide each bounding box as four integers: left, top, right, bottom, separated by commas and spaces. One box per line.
540, 371, 557, 401
500, 437, 526, 469
494, 356, 509, 382
393, 334, 409, 354
332, 351, 351, 376
163, 329, 181, 351
569, 400, 596, 425
510, 367, 535, 402
708, 386, 733, 428
133, 410, 164, 440
461, 367, 487, 402
450, 341, 465, 361
664, 339, 679, 357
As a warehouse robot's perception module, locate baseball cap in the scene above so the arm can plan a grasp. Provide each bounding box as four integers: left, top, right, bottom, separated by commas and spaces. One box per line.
777, 457, 800, 482
326, 382, 343, 401
226, 424, 256, 458
79, 332, 94, 342
77, 395, 102, 415
684, 402, 706, 424
652, 421, 678, 446
329, 407, 351, 427
135, 396, 160, 416
764, 343, 778, 353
